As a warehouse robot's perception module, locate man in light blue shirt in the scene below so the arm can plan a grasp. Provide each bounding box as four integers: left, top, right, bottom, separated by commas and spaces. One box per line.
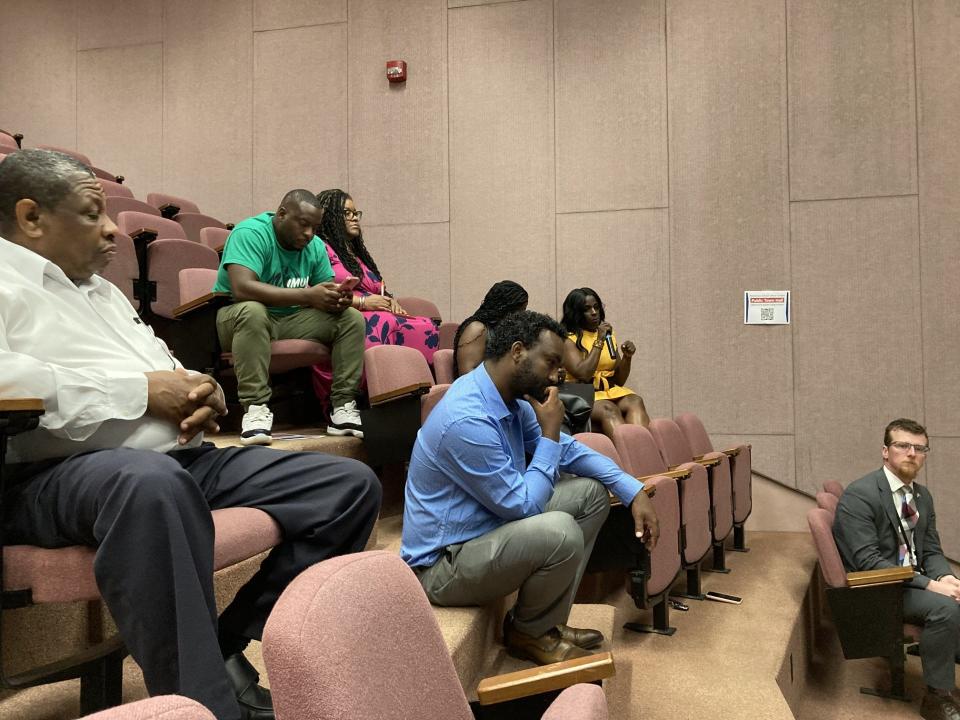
401, 311, 659, 665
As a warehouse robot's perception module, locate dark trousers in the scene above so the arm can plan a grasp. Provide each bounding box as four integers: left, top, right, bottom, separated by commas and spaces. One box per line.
2, 444, 381, 720
903, 586, 960, 690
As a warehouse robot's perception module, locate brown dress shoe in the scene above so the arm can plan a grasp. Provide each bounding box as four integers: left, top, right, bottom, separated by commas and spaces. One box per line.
503, 623, 591, 665
921, 691, 960, 720
556, 623, 604, 650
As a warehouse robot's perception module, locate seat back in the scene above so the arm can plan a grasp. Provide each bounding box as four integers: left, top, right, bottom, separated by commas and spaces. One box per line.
421, 384, 450, 424
643, 475, 682, 597
176, 212, 228, 244
438, 321, 459, 351
433, 348, 455, 385
179, 267, 219, 305
100, 178, 134, 198
99, 232, 138, 306
37, 144, 92, 165
90, 165, 121, 183
116, 211, 187, 241
823, 480, 844, 498
199, 226, 230, 252
81, 695, 215, 719
674, 412, 713, 456
610, 425, 668, 476
262, 551, 474, 720
647, 418, 691, 467
364, 345, 434, 404
815, 491, 839, 517
0, 132, 18, 151
146, 192, 201, 215
395, 296, 441, 320
106, 197, 160, 223
573, 432, 624, 466
147, 240, 220, 318
806, 508, 847, 589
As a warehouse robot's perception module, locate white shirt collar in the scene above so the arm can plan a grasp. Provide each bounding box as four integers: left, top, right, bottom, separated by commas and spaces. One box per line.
0, 236, 111, 297
883, 465, 912, 496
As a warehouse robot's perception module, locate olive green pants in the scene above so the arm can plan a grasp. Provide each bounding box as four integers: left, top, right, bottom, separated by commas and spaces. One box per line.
216, 301, 365, 410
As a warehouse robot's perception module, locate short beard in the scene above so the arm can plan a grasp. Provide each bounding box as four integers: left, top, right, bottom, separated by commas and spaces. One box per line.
511, 357, 550, 402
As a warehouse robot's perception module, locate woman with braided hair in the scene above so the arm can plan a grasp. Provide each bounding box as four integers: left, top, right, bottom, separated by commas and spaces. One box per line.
453, 280, 529, 377
311, 188, 439, 407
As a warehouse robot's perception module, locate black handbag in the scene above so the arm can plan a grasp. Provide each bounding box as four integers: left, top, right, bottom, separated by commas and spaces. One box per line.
558, 391, 592, 435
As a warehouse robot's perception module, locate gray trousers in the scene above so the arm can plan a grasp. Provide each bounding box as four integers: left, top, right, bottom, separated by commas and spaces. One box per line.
903, 586, 960, 689
415, 476, 610, 637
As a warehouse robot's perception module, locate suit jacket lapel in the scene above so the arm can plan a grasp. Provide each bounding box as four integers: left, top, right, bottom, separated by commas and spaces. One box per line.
875, 470, 903, 559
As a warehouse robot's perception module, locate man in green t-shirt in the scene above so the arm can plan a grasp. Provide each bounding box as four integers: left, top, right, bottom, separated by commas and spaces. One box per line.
214, 189, 365, 444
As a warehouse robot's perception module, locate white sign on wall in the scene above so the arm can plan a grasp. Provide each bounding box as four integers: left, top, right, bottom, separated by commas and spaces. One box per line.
744, 290, 790, 325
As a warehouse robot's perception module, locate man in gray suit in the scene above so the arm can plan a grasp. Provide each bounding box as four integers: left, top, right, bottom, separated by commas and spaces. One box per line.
834, 418, 960, 720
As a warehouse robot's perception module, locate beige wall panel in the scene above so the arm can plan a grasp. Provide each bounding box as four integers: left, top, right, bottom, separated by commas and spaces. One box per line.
711, 434, 796, 491
667, 0, 793, 434
556, 210, 670, 418
253, 0, 345, 31
916, 1, 960, 435
78, 0, 161, 50
361, 222, 451, 319
555, 0, 666, 212
163, 0, 253, 223
253, 25, 347, 209
448, 0, 555, 320
792, 196, 922, 496
923, 437, 960, 561
448, 0, 515, 7
78, 46, 162, 197
0, 1, 77, 150
787, 0, 917, 200
349, 0, 448, 226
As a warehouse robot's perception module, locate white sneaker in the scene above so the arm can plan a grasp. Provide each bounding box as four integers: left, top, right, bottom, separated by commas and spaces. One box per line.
328, 400, 364, 438
240, 404, 273, 446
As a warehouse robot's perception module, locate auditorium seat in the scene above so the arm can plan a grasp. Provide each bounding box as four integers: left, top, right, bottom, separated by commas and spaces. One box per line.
81, 696, 215, 719
421, 383, 450, 424
611, 424, 712, 599
90, 166, 123, 184
433, 348, 455, 384
823, 480, 844, 498
0, 130, 21, 151
106, 196, 161, 223
36, 144, 92, 165
438, 321, 459, 351
675, 412, 752, 551
146, 192, 201, 216
0, 399, 282, 715
145, 193, 231, 244
649, 417, 734, 573
199, 226, 230, 252
146, 239, 220, 319
395, 295, 442, 321
98, 232, 139, 307
262, 550, 611, 720
100, 178, 135, 198
815, 491, 838, 517
573, 432, 683, 635
806, 507, 919, 701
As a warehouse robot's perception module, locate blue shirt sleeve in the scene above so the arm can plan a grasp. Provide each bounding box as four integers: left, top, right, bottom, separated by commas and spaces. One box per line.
436, 415, 559, 520
558, 434, 644, 507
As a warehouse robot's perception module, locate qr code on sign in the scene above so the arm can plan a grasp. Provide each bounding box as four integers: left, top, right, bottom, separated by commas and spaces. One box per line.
760, 307, 774, 322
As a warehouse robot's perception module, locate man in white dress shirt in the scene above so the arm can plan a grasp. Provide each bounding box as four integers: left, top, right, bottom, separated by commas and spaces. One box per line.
0, 149, 381, 720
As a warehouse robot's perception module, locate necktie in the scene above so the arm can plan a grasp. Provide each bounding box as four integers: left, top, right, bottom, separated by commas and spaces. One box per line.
898, 487, 919, 567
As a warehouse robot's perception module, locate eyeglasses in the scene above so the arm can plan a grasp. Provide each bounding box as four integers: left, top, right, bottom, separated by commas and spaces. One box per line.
887, 441, 931, 455
344, 209, 363, 221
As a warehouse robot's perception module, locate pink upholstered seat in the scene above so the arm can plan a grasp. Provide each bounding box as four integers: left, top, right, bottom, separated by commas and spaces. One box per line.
806, 508, 847, 588
262, 551, 607, 720
90, 166, 122, 184
146, 192, 201, 215
815, 491, 838, 517
395, 295, 441, 320
106, 197, 160, 223
421, 383, 450, 424
364, 344, 434, 402
823, 480, 844, 498
3, 507, 281, 603
100, 179, 135, 198
433, 348, 455, 385
81, 695, 215, 719
37, 144, 92, 165
147, 239, 220, 318
199, 226, 230, 252
0, 132, 18, 151
176, 213, 228, 244
99, 232, 138, 306
116, 211, 187, 241
438, 321, 458, 351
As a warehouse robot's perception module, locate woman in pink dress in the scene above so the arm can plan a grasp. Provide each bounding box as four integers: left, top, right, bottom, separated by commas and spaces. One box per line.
311, 188, 439, 408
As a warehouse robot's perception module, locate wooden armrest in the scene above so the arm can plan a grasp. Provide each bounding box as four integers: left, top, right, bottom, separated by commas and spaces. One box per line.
172, 292, 232, 318
637, 467, 691, 482
0, 399, 44, 413
130, 228, 158, 244
722, 446, 741, 457
368, 382, 432, 407
476, 651, 615, 705
693, 456, 721, 468
846, 566, 915, 587
158, 203, 180, 220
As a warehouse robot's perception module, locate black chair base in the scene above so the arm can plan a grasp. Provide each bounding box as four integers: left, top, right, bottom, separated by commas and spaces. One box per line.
672, 565, 706, 600
704, 542, 731, 573
731, 524, 750, 552
860, 683, 910, 702
624, 598, 676, 635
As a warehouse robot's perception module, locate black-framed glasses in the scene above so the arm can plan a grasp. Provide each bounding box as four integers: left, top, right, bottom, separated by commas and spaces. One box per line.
887, 441, 931, 455
344, 209, 363, 221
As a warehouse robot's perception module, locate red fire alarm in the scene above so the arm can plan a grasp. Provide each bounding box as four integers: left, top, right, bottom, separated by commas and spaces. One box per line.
386, 60, 407, 83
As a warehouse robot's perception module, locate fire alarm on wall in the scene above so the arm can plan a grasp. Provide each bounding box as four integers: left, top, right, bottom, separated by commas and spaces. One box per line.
386, 60, 407, 83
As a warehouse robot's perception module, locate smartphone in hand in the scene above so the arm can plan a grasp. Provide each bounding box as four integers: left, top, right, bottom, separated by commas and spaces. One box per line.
338, 276, 360, 292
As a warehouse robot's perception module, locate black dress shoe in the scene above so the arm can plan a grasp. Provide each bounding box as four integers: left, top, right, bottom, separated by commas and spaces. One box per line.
224, 652, 274, 720
921, 691, 960, 720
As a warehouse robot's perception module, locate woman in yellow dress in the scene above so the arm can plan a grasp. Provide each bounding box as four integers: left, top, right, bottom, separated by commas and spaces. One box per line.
561, 287, 649, 438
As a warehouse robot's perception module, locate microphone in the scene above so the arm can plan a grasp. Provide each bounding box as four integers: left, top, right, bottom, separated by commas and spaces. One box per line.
604, 330, 618, 359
